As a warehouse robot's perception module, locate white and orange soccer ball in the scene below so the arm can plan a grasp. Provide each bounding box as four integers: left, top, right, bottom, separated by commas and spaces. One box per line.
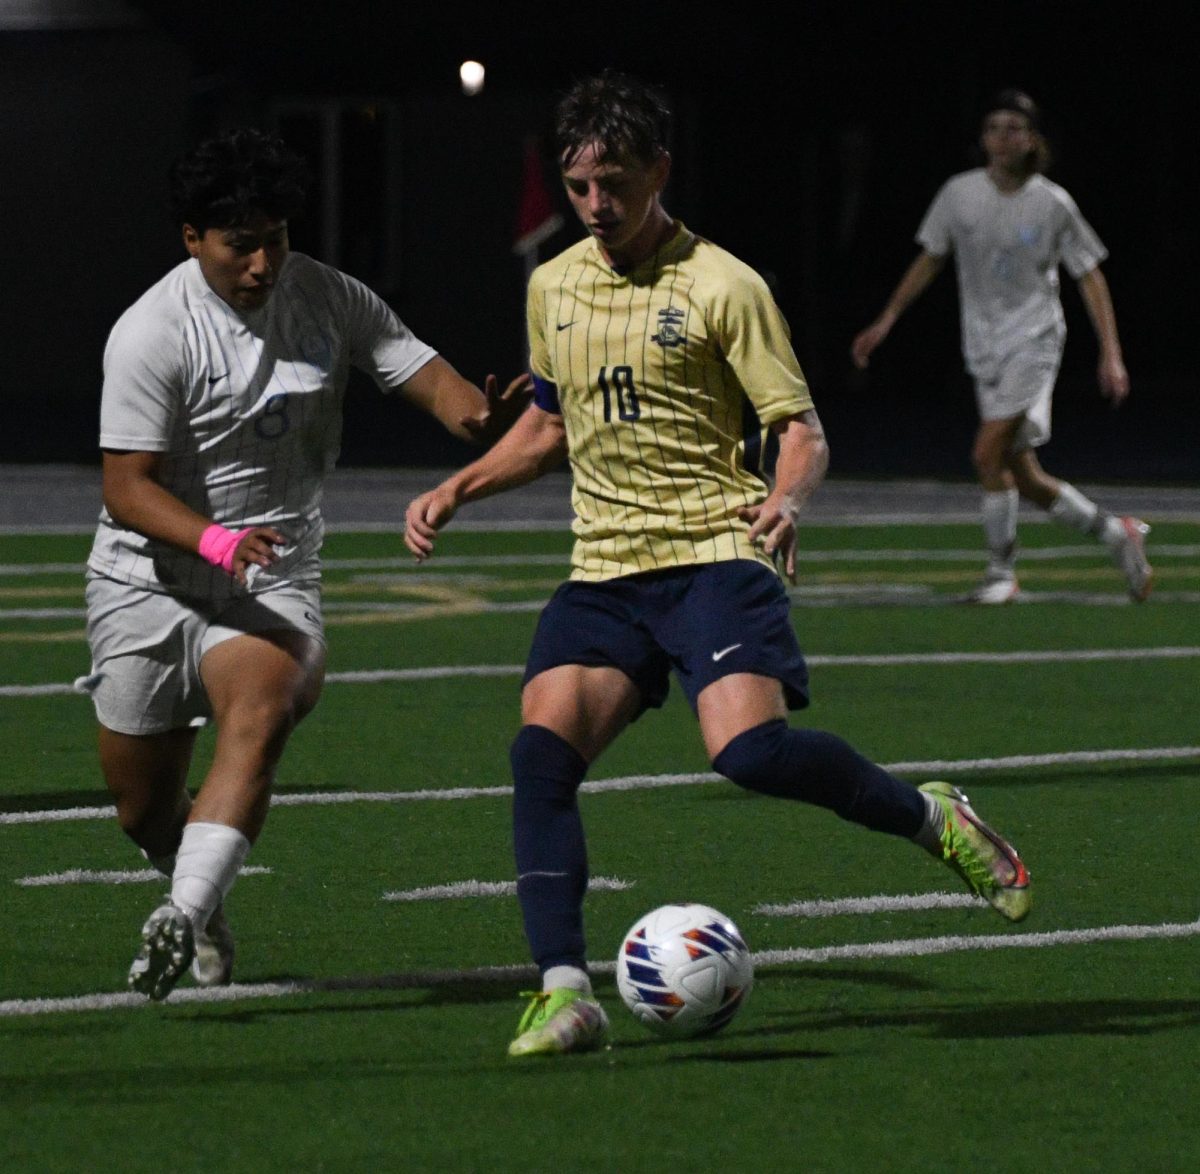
615, 903, 753, 1038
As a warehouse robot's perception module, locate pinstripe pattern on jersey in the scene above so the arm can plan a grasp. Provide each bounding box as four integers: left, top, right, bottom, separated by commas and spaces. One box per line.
527, 224, 813, 581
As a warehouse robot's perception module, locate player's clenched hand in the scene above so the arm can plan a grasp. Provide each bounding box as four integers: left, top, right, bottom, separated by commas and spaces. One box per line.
850, 321, 888, 370
232, 527, 287, 587
739, 499, 800, 584
404, 487, 458, 561
460, 373, 533, 443
1099, 354, 1130, 407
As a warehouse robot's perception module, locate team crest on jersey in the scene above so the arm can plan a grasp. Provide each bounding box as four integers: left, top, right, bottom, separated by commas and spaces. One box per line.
304, 335, 334, 371
652, 306, 686, 348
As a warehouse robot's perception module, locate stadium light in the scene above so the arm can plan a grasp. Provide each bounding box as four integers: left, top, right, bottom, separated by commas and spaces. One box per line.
460, 60, 485, 96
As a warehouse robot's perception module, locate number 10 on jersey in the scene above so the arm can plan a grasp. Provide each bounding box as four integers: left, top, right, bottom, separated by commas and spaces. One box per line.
598, 365, 641, 422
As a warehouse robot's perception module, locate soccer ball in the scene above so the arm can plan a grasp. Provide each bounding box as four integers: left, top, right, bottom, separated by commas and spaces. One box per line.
615, 903, 753, 1038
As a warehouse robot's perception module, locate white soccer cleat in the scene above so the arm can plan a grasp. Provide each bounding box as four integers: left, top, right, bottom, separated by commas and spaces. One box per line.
965, 573, 1019, 605
191, 903, 235, 987
1110, 517, 1153, 602
128, 902, 194, 1001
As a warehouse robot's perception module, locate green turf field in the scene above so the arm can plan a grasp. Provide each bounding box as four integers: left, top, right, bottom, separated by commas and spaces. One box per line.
2, 519, 1198, 1173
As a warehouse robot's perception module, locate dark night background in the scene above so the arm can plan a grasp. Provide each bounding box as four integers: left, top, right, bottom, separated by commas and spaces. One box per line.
1, 0, 1194, 483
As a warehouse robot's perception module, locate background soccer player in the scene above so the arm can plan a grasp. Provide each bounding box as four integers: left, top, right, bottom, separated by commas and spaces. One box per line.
85, 127, 527, 1000
405, 71, 1032, 1058
851, 89, 1151, 604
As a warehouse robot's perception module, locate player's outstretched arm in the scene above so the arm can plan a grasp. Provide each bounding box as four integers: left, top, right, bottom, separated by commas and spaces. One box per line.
738, 409, 829, 583
403, 403, 568, 561
399, 357, 532, 444
1076, 266, 1130, 406
102, 450, 284, 585
850, 251, 945, 369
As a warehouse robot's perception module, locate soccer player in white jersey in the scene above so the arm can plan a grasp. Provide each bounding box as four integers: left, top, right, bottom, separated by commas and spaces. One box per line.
406, 72, 1033, 1058
85, 128, 527, 1000
852, 89, 1151, 604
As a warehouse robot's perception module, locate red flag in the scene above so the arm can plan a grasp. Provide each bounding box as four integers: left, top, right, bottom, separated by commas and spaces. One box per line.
513, 138, 563, 257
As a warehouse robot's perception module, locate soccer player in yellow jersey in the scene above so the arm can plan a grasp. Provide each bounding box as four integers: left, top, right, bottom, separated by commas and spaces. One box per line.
405, 71, 1032, 1057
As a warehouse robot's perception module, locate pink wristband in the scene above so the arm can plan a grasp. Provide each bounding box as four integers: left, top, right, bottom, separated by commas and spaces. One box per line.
198, 524, 255, 574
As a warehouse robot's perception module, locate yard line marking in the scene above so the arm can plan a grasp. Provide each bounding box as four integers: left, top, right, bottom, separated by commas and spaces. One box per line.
3, 917, 1196, 1018
383, 875, 633, 902
327, 665, 524, 684
749, 919, 1200, 967
755, 891, 985, 917
14, 865, 271, 887
1, 543, 1197, 579
880, 745, 1200, 774
0, 682, 80, 697
0, 607, 83, 619
5, 645, 1199, 698
4, 744, 1199, 827
807, 646, 1200, 667
1, 804, 115, 824
5, 588, 1200, 639
0, 563, 88, 576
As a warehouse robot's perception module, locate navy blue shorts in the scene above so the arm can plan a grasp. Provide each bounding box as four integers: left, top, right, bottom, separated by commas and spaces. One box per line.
523, 560, 810, 716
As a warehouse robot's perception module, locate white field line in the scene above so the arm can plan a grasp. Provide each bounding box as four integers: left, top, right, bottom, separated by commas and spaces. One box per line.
383, 875, 633, 902
14, 865, 271, 887
756, 891, 985, 917
4, 644, 1199, 699
749, 919, 1200, 967
7, 507, 1200, 538
4, 744, 1200, 828
3, 916, 1197, 1018
3, 543, 1198, 579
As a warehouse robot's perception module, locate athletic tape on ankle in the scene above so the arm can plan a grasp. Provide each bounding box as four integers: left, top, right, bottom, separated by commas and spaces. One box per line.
198, 524, 255, 573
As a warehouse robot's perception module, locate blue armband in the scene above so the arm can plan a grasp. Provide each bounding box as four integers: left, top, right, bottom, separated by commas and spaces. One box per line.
531, 374, 561, 413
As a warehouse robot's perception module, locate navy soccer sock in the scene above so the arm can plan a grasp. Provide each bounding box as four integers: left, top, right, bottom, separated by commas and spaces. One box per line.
510, 724, 590, 973
713, 719, 925, 837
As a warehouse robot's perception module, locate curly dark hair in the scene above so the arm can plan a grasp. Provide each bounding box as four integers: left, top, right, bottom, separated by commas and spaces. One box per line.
554, 69, 671, 169
168, 127, 310, 232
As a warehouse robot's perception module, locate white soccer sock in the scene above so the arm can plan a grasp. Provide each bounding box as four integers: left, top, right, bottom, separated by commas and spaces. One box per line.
543, 965, 592, 995
171, 821, 250, 933
981, 488, 1018, 577
1049, 482, 1120, 543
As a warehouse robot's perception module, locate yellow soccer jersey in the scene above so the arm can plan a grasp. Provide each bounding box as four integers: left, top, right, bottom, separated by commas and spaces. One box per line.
527, 222, 814, 580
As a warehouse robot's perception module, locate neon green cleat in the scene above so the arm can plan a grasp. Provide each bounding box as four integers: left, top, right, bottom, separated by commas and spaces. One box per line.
507, 988, 609, 1058
920, 781, 1032, 922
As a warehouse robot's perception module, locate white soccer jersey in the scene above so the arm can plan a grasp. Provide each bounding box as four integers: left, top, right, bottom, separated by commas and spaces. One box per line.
87, 252, 436, 601
917, 169, 1107, 380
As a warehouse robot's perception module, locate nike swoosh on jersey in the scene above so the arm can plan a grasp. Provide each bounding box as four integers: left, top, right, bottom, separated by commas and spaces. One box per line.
208, 373, 229, 384
711, 643, 743, 662
556, 322, 576, 331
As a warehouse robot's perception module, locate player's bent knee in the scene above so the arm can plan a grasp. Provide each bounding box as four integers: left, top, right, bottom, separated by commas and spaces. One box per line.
510, 724, 588, 803
713, 720, 862, 815
712, 719, 791, 794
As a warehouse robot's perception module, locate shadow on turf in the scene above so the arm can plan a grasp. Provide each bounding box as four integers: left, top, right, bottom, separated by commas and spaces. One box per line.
776, 998, 1200, 1040
182, 971, 543, 1023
